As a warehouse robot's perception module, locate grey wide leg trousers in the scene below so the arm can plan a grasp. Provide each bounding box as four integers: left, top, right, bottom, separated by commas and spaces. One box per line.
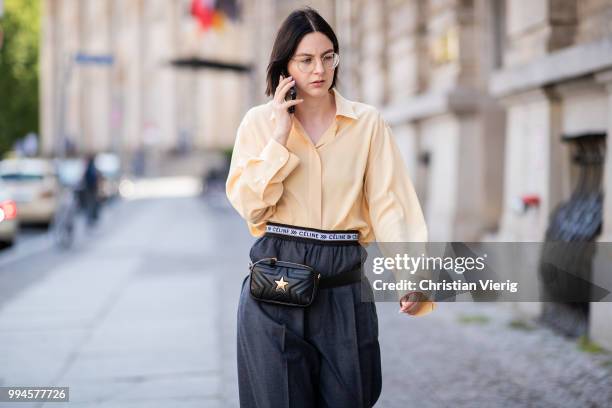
237, 228, 382, 408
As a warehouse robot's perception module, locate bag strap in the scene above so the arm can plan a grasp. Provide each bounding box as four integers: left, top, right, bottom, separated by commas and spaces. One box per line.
318, 264, 363, 289
248, 257, 277, 271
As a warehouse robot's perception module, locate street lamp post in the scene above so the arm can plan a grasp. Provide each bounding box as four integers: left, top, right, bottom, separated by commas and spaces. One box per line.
56, 52, 114, 157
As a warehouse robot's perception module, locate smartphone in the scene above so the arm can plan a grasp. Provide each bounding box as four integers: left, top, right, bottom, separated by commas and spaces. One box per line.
283, 70, 297, 114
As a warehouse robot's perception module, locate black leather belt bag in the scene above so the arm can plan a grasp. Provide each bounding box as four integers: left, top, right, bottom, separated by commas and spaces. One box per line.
248, 257, 362, 307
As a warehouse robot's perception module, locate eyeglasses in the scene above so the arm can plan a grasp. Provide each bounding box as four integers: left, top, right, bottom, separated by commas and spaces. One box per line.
290, 52, 339, 73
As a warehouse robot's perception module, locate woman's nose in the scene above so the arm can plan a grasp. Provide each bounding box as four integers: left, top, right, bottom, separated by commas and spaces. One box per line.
313, 58, 325, 74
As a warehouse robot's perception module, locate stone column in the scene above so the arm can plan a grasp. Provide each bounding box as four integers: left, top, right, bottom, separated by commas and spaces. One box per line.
504, 0, 577, 66
386, 0, 427, 103
497, 88, 566, 241
590, 69, 612, 351
497, 87, 575, 320
78, 0, 112, 153
334, 0, 357, 97
358, 0, 386, 105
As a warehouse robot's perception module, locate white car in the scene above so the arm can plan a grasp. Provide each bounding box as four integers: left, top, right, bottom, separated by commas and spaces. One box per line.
0, 158, 59, 226
0, 179, 19, 246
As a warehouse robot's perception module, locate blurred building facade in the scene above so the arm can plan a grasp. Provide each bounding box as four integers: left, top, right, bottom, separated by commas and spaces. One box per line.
40, 0, 250, 175
246, 0, 612, 347
486, 0, 612, 349
40, 0, 612, 347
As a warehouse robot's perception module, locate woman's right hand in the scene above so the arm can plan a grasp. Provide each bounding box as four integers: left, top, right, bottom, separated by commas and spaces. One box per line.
272, 75, 303, 146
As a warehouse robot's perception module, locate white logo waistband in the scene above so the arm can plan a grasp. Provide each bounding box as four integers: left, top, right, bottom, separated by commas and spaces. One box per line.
265, 224, 359, 242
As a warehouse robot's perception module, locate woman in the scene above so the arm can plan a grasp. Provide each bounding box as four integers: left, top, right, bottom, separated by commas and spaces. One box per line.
226, 7, 433, 408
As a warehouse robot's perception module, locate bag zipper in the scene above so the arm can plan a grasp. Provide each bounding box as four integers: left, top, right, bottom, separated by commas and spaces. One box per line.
249, 257, 321, 280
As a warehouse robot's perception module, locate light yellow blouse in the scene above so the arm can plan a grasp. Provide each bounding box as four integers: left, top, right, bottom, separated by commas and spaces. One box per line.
225, 87, 428, 245
226, 88, 434, 314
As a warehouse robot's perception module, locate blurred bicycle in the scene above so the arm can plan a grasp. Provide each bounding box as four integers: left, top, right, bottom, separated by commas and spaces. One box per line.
50, 158, 86, 249
51, 186, 81, 249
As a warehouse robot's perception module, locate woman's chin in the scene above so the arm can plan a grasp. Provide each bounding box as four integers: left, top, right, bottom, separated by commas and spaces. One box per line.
301, 87, 329, 98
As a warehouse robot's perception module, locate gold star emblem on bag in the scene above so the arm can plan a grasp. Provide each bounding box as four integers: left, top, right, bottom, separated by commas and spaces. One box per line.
274, 276, 289, 292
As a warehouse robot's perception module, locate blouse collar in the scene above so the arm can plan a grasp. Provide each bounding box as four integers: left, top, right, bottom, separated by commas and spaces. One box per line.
269, 87, 358, 122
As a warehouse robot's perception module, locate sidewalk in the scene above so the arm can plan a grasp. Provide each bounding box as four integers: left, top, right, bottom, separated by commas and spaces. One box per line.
377, 300, 612, 407
0, 195, 248, 407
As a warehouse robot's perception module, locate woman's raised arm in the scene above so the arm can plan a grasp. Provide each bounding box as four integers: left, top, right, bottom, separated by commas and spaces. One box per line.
225, 109, 300, 225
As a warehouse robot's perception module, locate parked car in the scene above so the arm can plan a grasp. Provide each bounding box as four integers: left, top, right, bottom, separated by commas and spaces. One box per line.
0, 179, 19, 247
0, 158, 60, 226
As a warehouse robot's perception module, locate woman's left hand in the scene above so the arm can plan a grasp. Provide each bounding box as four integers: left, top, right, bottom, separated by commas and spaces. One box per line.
398, 291, 429, 315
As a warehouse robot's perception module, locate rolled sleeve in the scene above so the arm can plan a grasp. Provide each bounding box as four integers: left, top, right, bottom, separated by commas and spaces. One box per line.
244, 138, 300, 200
226, 111, 300, 225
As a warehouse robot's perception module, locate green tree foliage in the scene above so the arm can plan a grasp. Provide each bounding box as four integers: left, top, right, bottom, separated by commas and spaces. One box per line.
0, 0, 40, 156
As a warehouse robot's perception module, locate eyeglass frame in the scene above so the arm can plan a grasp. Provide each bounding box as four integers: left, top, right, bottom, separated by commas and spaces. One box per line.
289, 52, 340, 73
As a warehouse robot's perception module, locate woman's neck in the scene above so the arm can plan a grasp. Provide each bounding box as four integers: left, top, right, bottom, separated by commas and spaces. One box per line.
295, 89, 335, 124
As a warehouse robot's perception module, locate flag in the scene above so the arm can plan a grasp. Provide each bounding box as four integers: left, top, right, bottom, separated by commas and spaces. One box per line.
190, 0, 240, 32
191, 0, 216, 31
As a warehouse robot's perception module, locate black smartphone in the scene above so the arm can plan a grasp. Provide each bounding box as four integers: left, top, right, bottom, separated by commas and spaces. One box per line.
283, 70, 297, 114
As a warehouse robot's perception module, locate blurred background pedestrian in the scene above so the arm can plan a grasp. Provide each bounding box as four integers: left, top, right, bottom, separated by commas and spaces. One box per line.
82, 153, 100, 227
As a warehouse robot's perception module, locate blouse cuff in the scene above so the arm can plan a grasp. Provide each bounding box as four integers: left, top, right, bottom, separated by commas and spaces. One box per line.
245, 138, 300, 196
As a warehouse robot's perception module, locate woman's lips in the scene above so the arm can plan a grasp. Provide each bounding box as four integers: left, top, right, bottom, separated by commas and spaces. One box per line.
310, 80, 325, 87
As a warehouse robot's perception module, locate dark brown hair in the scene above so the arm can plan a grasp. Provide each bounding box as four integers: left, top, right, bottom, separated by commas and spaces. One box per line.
264, 7, 340, 97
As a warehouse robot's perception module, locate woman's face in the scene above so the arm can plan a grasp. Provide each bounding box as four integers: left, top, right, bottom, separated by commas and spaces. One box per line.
287, 32, 336, 98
